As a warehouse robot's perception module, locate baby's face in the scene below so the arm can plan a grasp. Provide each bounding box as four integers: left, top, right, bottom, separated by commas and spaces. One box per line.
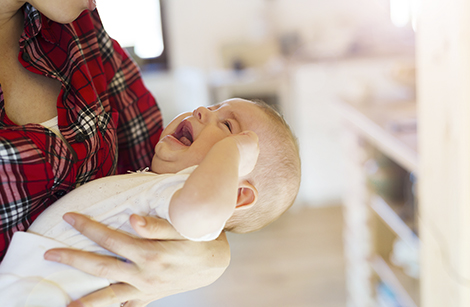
151, 98, 269, 174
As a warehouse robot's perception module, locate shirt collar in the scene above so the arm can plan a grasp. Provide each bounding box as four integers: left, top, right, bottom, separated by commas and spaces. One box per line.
21, 4, 41, 39
21, 3, 58, 45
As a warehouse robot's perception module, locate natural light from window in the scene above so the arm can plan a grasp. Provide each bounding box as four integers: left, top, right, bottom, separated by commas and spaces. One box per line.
98, 0, 164, 59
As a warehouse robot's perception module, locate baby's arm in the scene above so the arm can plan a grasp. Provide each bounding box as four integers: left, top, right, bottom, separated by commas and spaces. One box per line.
169, 131, 259, 239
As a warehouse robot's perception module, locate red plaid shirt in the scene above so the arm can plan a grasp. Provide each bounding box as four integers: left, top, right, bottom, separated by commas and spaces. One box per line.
0, 5, 162, 260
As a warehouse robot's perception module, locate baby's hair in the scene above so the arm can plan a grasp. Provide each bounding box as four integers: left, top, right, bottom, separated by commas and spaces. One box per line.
225, 99, 301, 234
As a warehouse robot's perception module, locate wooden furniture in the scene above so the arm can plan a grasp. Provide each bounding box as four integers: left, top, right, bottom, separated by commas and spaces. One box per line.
338, 99, 419, 307
417, 1, 470, 306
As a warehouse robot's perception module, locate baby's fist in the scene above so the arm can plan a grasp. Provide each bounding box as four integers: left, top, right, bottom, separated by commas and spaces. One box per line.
231, 131, 259, 177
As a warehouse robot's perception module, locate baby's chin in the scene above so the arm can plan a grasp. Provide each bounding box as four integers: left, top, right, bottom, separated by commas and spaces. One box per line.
150, 159, 163, 174
150, 157, 177, 174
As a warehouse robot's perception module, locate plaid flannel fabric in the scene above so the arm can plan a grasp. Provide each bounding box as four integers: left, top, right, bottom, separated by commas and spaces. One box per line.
0, 5, 162, 261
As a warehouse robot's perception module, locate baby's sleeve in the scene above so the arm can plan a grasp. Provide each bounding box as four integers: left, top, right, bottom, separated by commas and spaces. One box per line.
150, 166, 224, 242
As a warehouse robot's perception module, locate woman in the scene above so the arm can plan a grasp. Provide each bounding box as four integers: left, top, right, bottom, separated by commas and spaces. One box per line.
0, 0, 230, 306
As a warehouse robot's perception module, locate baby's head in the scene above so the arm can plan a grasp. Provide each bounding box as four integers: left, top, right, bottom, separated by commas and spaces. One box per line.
223, 99, 301, 233
152, 98, 301, 233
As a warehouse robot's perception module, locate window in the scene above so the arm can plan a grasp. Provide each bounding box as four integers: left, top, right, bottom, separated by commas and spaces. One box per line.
98, 0, 168, 70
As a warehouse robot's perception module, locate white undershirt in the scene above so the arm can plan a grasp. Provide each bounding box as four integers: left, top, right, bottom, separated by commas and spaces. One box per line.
39, 116, 60, 135
39, 116, 67, 143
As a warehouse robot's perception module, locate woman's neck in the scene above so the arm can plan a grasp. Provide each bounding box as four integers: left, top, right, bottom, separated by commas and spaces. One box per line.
0, 0, 24, 29
0, 5, 24, 49
0, 4, 24, 86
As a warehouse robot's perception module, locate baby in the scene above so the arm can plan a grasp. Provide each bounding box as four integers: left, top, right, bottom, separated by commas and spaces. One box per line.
0, 98, 301, 306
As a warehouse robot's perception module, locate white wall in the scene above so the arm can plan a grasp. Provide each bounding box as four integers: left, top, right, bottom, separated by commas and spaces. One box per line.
164, 0, 410, 71
166, 0, 267, 71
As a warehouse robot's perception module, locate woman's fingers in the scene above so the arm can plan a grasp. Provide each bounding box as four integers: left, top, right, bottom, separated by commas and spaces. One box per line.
44, 247, 136, 281
61, 212, 140, 260
67, 283, 139, 307
46, 212, 231, 306
129, 214, 185, 240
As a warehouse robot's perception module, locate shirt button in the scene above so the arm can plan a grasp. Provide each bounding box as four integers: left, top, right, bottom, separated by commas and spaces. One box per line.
22, 52, 31, 62
55, 190, 66, 197
75, 133, 85, 142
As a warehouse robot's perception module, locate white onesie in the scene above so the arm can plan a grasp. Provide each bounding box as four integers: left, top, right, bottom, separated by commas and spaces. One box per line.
0, 166, 224, 307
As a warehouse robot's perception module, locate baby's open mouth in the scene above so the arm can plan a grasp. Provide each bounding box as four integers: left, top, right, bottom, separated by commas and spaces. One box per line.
172, 121, 193, 146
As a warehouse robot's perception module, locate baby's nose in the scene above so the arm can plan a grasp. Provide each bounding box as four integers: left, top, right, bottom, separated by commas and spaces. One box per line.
193, 106, 212, 122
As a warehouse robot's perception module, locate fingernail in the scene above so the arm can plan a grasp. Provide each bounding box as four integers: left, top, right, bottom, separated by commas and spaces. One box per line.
63, 213, 75, 226
134, 215, 147, 227
44, 251, 61, 262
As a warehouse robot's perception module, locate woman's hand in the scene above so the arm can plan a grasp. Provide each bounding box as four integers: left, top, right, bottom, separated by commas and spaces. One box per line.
44, 212, 231, 307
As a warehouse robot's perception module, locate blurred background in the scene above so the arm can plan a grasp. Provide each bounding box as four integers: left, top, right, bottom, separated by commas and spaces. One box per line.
98, 0, 425, 306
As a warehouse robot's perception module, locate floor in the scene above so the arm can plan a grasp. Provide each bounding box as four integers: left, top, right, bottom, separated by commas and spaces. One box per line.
150, 205, 346, 307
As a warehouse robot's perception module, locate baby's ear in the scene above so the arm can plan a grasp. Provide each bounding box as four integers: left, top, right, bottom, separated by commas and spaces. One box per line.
236, 181, 258, 210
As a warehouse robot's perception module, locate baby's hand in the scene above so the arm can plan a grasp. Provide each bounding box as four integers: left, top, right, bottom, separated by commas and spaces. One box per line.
230, 131, 260, 177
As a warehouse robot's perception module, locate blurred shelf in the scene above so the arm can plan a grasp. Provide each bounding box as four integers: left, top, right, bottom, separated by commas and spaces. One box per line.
337, 100, 418, 175
339, 98, 420, 307
370, 194, 419, 250
371, 255, 420, 307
